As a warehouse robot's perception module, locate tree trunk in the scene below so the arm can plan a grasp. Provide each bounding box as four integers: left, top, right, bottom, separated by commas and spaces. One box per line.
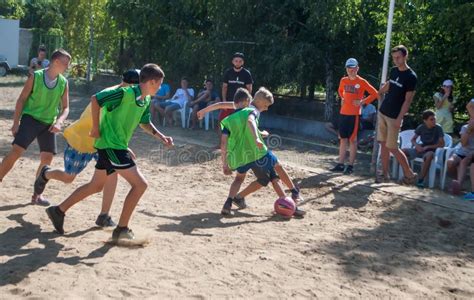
324, 53, 335, 121
300, 82, 307, 99
308, 82, 315, 101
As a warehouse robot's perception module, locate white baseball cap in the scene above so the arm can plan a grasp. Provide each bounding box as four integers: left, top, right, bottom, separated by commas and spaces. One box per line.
345, 58, 358, 68
442, 79, 453, 86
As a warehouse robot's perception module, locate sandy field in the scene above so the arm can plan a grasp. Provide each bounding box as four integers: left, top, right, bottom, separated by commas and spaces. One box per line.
0, 76, 473, 299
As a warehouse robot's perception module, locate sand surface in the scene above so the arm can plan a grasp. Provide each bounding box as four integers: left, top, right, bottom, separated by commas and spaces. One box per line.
0, 77, 473, 299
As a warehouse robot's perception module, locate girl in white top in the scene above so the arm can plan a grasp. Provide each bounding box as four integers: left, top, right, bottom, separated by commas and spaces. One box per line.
433, 79, 455, 134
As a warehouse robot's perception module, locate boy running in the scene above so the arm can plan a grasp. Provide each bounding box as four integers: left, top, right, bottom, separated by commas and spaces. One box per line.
330, 58, 378, 175
46, 64, 174, 241
34, 69, 140, 227
200, 87, 305, 216
0, 49, 71, 205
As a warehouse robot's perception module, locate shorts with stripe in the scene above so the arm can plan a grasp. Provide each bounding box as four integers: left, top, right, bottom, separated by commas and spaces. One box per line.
95, 148, 135, 175
64, 143, 98, 175
236, 152, 279, 187
338, 114, 360, 141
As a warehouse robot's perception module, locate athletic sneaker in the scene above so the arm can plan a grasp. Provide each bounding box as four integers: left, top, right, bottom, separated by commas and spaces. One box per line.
232, 196, 247, 209
416, 178, 425, 188
31, 195, 50, 206
95, 214, 116, 227
46, 206, 65, 234
221, 197, 233, 215
112, 226, 135, 241
34, 165, 50, 196
293, 206, 306, 218
343, 165, 353, 175
464, 192, 474, 201
463, 192, 474, 201
330, 163, 345, 172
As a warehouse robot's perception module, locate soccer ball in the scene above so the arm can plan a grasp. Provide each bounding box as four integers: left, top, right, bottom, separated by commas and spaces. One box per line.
274, 197, 296, 217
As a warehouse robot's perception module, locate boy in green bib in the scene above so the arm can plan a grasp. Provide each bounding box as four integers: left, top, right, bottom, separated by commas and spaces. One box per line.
218, 87, 306, 216
46, 64, 174, 242
0, 49, 71, 206
198, 89, 304, 216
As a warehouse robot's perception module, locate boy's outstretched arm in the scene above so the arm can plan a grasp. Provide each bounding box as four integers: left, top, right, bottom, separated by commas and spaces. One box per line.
221, 134, 232, 175
247, 114, 264, 149
140, 123, 174, 147
11, 75, 34, 136
197, 102, 235, 120
90, 95, 101, 138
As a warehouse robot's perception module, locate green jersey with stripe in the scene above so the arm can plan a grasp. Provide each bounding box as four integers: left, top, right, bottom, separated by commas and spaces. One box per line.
220, 107, 267, 170
94, 85, 151, 150
22, 69, 67, 124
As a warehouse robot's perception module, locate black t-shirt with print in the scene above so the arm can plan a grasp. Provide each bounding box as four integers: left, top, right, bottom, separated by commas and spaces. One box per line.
380, 67, 417, 119
222, 67, 253, 101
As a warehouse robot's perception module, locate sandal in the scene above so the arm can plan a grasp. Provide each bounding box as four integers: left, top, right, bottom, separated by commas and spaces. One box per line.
399, 173, 418, 185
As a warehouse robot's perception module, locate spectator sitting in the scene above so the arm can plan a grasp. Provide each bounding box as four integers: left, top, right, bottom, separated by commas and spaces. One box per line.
433, 79, 455, 135
157, 77, 194, 126
463, 99, 474, 200
402, 110, 445, 188
448, 99, 474, 194
29, 45, 50, 75
360, 102, 376, 130
151, 81, 171, 123
188, 79, 220, 129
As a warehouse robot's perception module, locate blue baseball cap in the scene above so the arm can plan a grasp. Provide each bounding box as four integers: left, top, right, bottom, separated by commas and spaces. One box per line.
345, 58, 358, 68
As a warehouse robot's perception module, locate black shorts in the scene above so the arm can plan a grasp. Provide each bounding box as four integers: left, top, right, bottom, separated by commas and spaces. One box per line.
360, 119, 375, 130
12, 114, 57, 154
95, 149, 135, 175
237, 152, 280, 187
339, 114, 360, 141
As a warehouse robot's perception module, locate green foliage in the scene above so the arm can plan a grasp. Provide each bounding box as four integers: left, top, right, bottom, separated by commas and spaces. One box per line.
3, 0, 472, 122
0, 0, 25, 19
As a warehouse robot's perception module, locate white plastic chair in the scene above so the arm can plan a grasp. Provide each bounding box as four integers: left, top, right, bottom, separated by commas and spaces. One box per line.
441, 142, 461, 190
393, 130, 415, 180
162, 101, 188, 128
187, 108, 215, 130
409, 133, 453, 188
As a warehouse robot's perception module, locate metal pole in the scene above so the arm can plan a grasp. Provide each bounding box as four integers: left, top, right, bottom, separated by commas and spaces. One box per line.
371, 0, 395, 174
86, 1, 94, 82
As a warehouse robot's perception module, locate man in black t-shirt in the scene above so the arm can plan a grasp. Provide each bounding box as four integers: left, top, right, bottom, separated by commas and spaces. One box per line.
377, 45, 418, 184
220, 52, 253, 120
215, 52, 253, 146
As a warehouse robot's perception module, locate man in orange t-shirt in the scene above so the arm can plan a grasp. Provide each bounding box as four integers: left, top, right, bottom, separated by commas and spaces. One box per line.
330, 58, 379, 175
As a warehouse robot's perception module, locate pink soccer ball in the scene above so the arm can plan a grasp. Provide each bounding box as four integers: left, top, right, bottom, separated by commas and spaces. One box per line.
274, 197, 296, 217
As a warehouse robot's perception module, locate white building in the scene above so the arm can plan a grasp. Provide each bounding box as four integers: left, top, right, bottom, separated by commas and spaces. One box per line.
0, 18, 20, 67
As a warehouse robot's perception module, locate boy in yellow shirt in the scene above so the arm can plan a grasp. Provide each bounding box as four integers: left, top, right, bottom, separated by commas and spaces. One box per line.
34, 69, 140, 227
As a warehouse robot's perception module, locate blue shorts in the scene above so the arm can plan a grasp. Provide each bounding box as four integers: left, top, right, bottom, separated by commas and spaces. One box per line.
63, 143, 97, 175
236, 152, 279, 186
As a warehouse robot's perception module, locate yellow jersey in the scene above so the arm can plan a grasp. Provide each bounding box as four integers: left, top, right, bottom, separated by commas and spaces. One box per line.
63, 103, 96, 153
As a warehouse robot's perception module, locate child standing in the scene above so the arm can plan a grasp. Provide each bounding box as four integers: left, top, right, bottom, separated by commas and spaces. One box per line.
46, 64, 173, 241
331, 58, 378, 175
0, 49, 71, 205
